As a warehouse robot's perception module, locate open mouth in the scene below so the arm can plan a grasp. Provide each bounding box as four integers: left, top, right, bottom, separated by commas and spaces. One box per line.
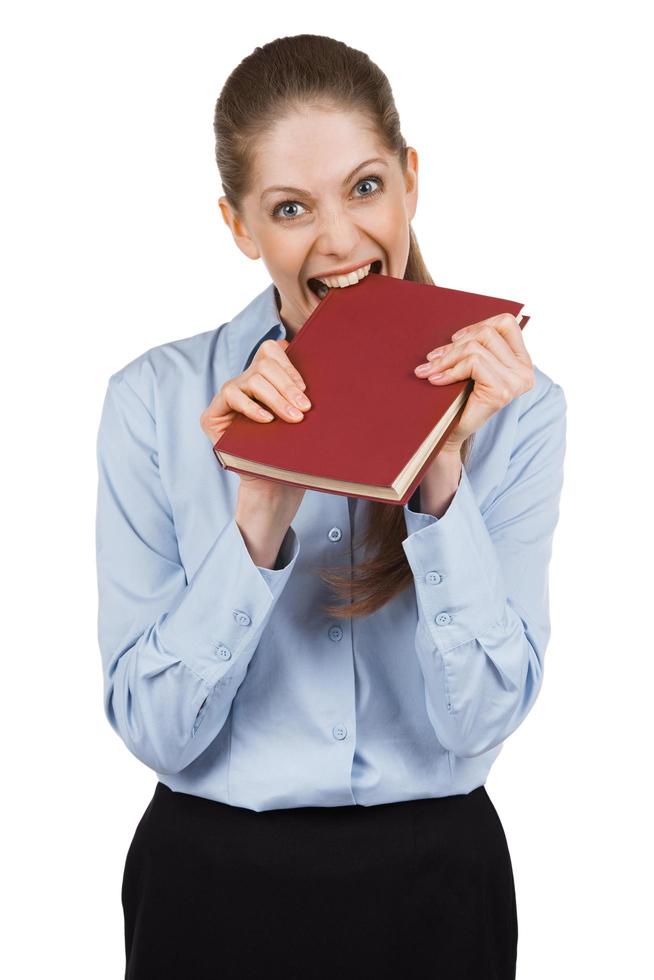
307, 259, 383, 301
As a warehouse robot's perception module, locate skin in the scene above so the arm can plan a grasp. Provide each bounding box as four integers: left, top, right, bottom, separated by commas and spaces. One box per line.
201, 106, 535, 532
219, 106, 415, 338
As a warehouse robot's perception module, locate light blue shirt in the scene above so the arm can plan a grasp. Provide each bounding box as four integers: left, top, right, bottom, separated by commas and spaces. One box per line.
95, 280, 567, 811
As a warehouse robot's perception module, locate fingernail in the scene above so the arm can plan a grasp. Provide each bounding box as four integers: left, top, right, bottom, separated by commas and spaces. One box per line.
429, 372, 445, 381
427, 349, 443, 360
452, 329, 468, 340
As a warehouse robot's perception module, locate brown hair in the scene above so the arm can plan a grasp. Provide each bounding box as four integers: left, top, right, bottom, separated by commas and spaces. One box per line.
214, 34, 474, 618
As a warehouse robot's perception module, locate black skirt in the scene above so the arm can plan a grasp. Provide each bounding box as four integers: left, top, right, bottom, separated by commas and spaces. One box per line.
122, 781, 518, 979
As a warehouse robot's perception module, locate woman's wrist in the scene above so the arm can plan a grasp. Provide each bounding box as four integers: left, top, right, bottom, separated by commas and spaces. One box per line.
235, 491, 293, 569
419, 445, 463, 518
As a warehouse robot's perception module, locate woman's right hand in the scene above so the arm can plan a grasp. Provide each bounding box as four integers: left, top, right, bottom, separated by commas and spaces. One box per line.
199, 337, 311, 514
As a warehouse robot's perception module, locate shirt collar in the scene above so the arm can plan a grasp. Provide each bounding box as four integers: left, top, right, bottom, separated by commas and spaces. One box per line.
225, 280, 288, 377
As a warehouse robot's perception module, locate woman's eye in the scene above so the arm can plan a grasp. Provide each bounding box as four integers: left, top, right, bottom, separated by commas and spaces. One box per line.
354, 176, 383, 198
270, 174, 384, 222
272, 201, 308, 221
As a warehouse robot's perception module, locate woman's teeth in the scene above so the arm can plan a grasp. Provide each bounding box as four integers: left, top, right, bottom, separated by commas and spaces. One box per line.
318, 263, 372, 289
310, 262, 378, 300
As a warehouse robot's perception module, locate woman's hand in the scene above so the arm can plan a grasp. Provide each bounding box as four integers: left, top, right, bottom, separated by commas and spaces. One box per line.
414, 312, 535, 453
200, 337, 310, 517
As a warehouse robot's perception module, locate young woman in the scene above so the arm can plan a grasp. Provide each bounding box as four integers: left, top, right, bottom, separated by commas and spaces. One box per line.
96, 34, 567, 979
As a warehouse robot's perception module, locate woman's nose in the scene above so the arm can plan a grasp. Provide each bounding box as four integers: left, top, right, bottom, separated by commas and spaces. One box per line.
313, 212, 362, 250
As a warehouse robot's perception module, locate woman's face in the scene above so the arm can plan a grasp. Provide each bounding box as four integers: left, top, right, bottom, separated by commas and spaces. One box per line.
218, 107, 419, 338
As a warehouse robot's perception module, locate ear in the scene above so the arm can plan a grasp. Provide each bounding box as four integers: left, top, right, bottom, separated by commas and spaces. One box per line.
218, 196, 260, 261
404, 147, 419, 223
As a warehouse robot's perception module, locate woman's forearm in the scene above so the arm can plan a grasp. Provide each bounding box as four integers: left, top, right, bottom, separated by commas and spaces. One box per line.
235, 490, 293, 569
420, 447, 463, 519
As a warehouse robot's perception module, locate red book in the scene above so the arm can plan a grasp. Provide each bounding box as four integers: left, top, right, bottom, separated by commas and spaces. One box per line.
214, 273, 528, 505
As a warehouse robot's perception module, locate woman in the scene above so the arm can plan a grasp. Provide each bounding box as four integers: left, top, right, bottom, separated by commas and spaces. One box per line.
96, 34, 567, 979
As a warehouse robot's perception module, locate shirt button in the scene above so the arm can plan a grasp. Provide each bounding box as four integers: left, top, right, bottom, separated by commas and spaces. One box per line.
435, 612, 452, 626
328, 527, 342, 542
233, 610, 251, 626
425, 570, 443, 585
332, 724, 348, 740
328, 625, 343, 642
216, 644, 232, 660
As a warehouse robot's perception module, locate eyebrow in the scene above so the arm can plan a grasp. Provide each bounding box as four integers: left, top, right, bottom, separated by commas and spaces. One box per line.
260, 157, 389, 203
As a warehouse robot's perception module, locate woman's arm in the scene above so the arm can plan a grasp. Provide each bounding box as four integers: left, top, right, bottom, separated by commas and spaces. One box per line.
401, 380, 567, 757
410, 449, 463, 519
95, 373, 300, 775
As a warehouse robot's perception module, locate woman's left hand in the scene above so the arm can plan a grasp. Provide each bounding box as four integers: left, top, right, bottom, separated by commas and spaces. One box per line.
414, 312, 536, 453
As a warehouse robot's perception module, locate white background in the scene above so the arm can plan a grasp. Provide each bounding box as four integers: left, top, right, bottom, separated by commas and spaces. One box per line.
2, 1, 651, 976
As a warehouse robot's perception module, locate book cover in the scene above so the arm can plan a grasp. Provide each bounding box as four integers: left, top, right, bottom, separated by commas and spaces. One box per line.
214, 273, 528, 505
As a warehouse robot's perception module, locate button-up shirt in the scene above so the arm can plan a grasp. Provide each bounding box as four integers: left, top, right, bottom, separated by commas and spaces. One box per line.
95, 280, 567, 811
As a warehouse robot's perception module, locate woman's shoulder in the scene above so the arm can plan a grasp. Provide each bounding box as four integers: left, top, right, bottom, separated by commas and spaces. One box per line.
473, 362, 564, 449
103, 322, 231, 412
520, 363, 566, 422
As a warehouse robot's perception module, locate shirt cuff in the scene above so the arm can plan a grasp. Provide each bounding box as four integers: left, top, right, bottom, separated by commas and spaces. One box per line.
157, 516, 300, 684
402, 464, 506, 653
